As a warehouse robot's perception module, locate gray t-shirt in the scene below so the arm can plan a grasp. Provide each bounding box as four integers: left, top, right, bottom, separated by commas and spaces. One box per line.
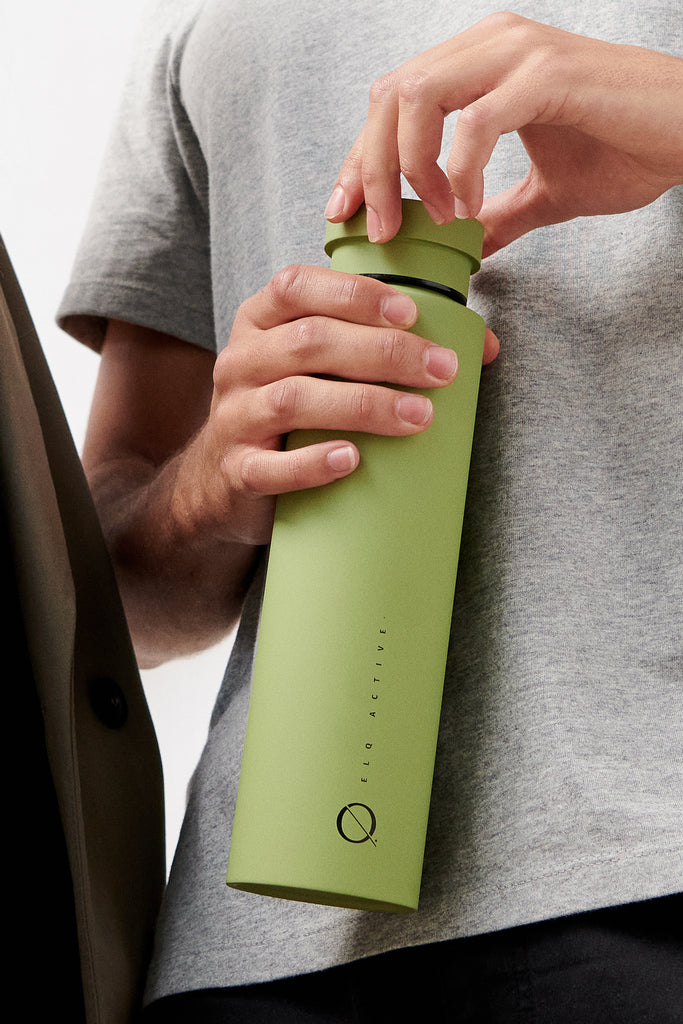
58, 0, 682, 1003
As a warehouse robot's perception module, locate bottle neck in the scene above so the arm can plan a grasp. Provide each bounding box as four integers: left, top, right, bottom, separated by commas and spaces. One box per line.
361, 273, 467, 307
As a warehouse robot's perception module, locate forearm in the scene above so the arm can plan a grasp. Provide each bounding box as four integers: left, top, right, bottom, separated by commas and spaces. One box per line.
87, 449, 260, 669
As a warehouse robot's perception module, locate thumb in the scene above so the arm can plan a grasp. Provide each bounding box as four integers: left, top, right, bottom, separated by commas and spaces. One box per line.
479, 176, 563, 257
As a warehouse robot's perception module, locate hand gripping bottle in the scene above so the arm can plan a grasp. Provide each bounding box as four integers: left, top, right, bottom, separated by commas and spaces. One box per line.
226, 200, 485, 912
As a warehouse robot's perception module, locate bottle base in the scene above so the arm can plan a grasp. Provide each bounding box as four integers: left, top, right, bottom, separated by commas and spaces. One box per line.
227, 880, 416, 914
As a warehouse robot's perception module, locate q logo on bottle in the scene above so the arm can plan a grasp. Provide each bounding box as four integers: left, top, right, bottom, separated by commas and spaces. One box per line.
336, 803, 377, 846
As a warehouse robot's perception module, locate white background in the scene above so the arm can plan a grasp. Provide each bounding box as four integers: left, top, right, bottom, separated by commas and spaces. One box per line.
0, 1, 234, 870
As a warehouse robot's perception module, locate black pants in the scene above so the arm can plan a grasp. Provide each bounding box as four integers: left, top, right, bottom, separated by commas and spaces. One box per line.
141, 894, 682, 1023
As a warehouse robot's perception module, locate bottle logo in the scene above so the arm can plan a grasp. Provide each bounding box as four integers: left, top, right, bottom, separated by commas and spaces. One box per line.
336, 803, 377, 845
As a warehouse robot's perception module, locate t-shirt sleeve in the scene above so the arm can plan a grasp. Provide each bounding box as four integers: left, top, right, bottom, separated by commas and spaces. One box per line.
57, 1, 214, 354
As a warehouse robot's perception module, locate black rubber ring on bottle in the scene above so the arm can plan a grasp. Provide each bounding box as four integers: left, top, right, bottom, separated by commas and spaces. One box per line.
361, 273, 467, 307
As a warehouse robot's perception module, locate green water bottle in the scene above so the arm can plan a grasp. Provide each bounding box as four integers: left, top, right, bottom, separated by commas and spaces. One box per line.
226, 200, 485, 912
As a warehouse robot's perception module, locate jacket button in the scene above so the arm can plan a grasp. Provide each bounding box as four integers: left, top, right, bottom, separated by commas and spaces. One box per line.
88, 676, 128, 729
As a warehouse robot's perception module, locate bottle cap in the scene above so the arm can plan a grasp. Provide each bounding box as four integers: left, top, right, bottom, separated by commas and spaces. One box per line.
324, 199, 483, 300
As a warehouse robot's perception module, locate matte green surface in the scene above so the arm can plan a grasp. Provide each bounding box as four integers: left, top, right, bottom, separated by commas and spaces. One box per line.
324, 200, 483, 297
227, 203, 484, 911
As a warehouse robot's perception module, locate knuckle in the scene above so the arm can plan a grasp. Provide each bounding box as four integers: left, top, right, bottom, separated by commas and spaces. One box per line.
527, 44, 567, 90
483, 11, 526, 34
235, 448, 263, 494
398, 156, 425, 188
487, 10, 518, 24
333, 272, 362, 310
287, 316, 325, 360
269, 264, 309, 310
447, 102, 494, 181
510, 14, 543, 47
208, 397, 247, 468
266, 377, 303, 422
456, 100, 493, 136
487, 11, 553, 64
397, 68, 431, 106
368, 71, 398, 106
340, 145, 363, 176
212, 344, 238, 392
350, 383, 371, 421
378, 329, 411, 373
446, 148, 471, 183
360, 160, 386, 191
445, 157, 464, 185
284, 448, 308, 491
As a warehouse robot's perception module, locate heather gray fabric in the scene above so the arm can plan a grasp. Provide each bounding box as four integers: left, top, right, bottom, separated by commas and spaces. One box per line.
57, 0, 683, 1003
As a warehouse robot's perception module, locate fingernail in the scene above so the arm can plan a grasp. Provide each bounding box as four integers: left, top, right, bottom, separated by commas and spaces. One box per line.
327, 445, 358, 472
325, 185, 345, 221
425, 346, 458, 380
423, 200, 452, 226
381, 291, 418, 326
397, 394, 433, 426
366, 206, 382, 243
452, 196, 470, 220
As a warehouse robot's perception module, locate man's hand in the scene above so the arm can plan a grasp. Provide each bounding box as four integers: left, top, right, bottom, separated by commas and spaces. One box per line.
85, 267, 471, 664
181, 264, 471, 548
325, 13, 683, 255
